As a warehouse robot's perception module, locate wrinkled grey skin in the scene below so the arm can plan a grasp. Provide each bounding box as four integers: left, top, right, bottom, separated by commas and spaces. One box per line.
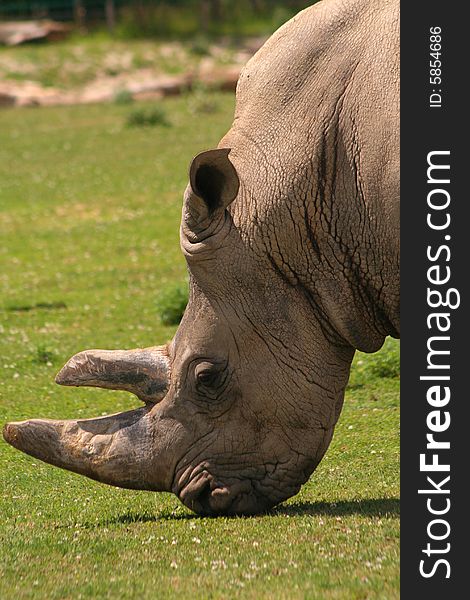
3, 0, 399, 516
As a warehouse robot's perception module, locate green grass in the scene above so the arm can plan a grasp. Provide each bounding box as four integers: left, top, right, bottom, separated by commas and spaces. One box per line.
0, 96, 399, 599
126, 106, 170, 128
156, 280, 189, 326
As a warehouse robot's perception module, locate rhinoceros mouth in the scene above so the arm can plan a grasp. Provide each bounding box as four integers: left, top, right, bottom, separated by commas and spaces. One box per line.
174, 464, 277, 516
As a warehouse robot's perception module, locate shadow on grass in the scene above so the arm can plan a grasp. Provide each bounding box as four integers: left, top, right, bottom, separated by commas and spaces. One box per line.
89, 497, 399, 528
105, 511, 196, 526
272, 497, 399, 518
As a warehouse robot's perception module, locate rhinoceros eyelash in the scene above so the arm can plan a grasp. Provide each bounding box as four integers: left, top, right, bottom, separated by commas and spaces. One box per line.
196, 369, 219, 386
188, 356, 227, 375
195, 369, 232, 402
196, 365, 228, 389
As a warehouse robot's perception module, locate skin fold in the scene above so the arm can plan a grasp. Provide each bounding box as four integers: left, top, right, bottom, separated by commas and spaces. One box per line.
3, 0, 399, 516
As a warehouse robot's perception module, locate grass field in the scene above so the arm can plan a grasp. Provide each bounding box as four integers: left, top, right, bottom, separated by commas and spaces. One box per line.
0, 94, 399, 599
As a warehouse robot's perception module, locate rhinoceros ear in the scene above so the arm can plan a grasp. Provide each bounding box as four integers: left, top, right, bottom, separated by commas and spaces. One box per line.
189, 148, 239, 211
184, 149, 239, 230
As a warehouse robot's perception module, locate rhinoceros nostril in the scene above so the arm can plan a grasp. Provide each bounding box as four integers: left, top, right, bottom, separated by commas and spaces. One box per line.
196, 479, 214, 512
179, 470, 211, 513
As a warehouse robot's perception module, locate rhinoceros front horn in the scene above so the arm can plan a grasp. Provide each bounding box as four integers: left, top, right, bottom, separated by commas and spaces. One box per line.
2, 408, 172, 491
2, 345, 173, 491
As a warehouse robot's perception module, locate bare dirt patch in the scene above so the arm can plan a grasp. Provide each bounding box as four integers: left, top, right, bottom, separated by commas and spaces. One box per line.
0, 37, 264, 107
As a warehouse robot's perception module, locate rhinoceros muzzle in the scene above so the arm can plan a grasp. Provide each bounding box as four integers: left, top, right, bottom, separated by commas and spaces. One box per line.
177, 470, 269, 516
2, 345, 173, 492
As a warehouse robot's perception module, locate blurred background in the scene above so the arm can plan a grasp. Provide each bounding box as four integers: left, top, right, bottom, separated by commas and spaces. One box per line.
0, 1, 314, 107
1, 1, 310, 35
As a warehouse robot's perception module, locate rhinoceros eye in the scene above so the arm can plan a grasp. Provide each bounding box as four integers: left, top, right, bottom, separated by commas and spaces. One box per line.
195, 362, 220, 388
192, 360, 232, 404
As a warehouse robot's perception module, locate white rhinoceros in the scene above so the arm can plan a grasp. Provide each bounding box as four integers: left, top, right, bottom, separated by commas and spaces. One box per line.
3, 0, 399, 515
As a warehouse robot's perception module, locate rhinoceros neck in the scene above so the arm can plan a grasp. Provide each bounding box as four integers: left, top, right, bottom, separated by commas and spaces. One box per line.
228, 149, 398, 354
222, 0, 399, 352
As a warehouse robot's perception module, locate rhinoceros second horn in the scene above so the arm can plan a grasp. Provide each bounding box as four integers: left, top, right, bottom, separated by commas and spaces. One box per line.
55, 345, 170, 404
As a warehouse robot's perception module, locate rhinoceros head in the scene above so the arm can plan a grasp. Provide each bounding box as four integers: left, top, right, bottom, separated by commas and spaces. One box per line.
3, 149, 355, 515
